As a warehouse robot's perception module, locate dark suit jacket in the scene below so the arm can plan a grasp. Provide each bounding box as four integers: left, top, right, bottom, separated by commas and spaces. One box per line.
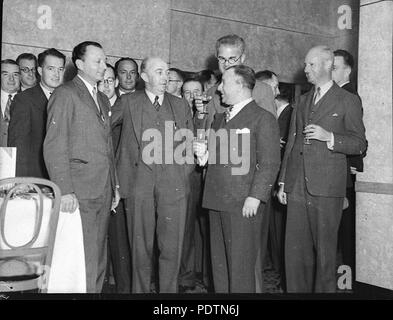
279, 82, 367, 197
201, 81, 276, 130
111, 91, 194, 199
43, 76, 117, 199
8, 85, 49, 178
202, 100, 281, 212
277, 103, 293, 159
341, 81, 365, 179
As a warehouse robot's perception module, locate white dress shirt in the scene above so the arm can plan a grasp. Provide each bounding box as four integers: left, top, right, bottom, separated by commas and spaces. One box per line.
145, 89, 164, 106
40, 83, 52, 100
1, 89, 17, 117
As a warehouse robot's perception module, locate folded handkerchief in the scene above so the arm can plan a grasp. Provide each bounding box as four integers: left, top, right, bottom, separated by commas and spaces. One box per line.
332, 113, 338, 117
235, 128, 250, 134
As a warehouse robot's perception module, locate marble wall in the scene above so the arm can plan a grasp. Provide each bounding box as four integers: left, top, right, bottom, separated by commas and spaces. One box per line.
356, 0, 393, 290
2, 0, 359, 83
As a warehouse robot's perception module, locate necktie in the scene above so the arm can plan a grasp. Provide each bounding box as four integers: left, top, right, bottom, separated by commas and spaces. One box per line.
4, 94, 12, 122
92, 87, 105, 121
153, 95, 161, 111
225, 106, 233, 122
313, 87, 321, 105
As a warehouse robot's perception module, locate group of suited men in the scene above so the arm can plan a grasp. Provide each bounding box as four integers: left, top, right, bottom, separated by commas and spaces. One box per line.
0, 33, 366, 294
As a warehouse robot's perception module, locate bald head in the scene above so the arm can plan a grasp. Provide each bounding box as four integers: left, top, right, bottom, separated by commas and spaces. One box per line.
141, 57, 169, 96
304, 45, 334, 86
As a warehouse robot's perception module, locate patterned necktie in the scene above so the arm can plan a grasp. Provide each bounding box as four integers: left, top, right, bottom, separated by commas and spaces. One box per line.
4, 94, 12, 122
92, 86, 105, 121
313, 87, 321, 105
153, 95, 161, 111
225, 106, 233, 122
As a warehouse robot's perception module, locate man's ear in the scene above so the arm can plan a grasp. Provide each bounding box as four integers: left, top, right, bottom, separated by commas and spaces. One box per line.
115, 78, 119, 87
140, 72, 148, 83
37, 66, 43, 78
75, 59, 83, 72
240, 53, 246, 64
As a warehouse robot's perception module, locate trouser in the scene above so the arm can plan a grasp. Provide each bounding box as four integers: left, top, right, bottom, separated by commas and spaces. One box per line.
209, 206, 263, 293
79, 176, 112, 293
107, 199, 132, 293
179, 169, 201, 288
285, 172, 343, 293
126, 166, 188, 293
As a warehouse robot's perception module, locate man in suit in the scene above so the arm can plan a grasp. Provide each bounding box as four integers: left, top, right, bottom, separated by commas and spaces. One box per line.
333, 49, 364, 280
98, 63, 132, 294
256, 70, 281, 99
1, 59, 20, 147
193, 65, 281, 292
114, 57, 139, 97
266, 88, 293, 285
166, 68, 184, 98
195, 34, 276, 131
277, 45, 367, 292
16, 53, 38, 92
8, 48, 65, 178
111, 57, 194, 293
44, 41, 119, 293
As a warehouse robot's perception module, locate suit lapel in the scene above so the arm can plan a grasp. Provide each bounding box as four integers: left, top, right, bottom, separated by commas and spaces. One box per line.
130, 92, 145, 146
303, 90, 314, 126
73, 76, 105, 123
32, 85, 48, 111
311, 83, 339, 124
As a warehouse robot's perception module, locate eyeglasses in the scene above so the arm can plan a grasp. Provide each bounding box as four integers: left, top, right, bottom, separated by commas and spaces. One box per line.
217, 55, 243, 65
20, 67, 36, 74
98, 78, 115, 85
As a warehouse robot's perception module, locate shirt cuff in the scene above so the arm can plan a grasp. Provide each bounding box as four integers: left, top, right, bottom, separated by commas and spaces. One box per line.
197, 151, 209, 166
327, 132, 334, 150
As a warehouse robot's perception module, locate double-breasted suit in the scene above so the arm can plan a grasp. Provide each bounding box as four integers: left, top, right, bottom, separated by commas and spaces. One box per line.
202, 100, 281, 293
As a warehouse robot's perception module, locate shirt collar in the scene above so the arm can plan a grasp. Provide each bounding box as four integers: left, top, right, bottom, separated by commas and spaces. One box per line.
339, 80, 350, 88
145, 89, 164, 106
316, 80, 334, 99
109, 95, 117, 107
277, 102, 289, 118
40, 83, 52, 100
77, 74, 96, 98
228, 97, 253, 121
119, 88, 135, 96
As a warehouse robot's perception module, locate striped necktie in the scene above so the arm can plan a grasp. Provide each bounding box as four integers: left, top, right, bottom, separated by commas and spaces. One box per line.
225, 106, 233, 122
153, 95, 161, 111
92, 86, 105, 121
313, 87, 321, 105
4, 94, 12, 122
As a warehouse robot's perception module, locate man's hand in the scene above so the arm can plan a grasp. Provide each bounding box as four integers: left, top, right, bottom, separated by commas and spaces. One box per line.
194, 94, 212, 114
192, 140, 207, 157
61, 193, 79, 213
111, 189, 120, 212
242, 197, 261, 218
277, 184, 287, 205
303, 124, 332, 142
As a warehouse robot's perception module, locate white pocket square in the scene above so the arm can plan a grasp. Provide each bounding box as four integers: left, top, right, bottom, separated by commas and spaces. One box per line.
236, 128, 250, 134
332, 113, 338, 117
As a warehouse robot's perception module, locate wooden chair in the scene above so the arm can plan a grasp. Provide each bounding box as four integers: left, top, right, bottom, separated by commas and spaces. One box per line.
0, 177, 61, 293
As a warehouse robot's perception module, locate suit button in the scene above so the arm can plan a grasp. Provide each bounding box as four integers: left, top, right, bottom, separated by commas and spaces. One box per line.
135, 163, 138, 167
300, 152, 303, 155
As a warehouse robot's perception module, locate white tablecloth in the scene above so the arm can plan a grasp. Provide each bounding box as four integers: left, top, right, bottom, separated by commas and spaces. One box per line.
0, 195, 86, 293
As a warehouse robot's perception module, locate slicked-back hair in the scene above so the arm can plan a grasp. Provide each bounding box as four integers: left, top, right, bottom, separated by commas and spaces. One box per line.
215, 34, 245, 55
115, 57, 139, 75
226, 65, 256, 90
255, 70, 277, 81
16, 53, 37, 66
72, 41, 102, 67
334, 49, 354, 70
1, 59, 19, 67
37, 48, 66, 67
168, 67, 184, 82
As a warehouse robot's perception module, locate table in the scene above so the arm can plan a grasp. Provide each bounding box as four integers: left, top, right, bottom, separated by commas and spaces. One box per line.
0, 194, 86, 293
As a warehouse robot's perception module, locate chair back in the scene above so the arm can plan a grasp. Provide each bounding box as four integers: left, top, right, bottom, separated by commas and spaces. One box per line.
0, 177, 61, 293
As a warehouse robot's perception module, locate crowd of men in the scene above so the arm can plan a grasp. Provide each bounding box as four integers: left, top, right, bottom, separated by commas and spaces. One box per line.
0, 34, 366, 294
